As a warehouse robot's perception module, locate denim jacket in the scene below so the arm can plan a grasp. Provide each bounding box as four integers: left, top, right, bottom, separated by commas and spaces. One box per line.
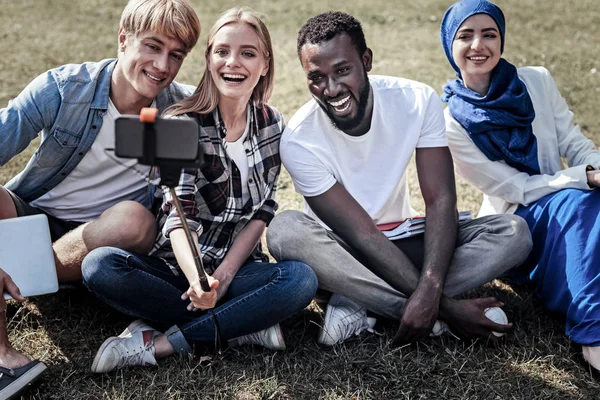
0, 58, 194, 203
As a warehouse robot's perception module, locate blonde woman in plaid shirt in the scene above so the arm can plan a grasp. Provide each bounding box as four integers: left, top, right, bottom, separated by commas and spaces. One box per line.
82, 7, 318, 373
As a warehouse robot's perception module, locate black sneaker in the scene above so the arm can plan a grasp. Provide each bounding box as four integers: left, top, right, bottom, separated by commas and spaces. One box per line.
0, 360, 47, 399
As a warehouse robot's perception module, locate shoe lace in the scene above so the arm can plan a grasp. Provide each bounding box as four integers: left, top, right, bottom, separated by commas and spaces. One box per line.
336, 309, 372, 340
116, 343, 155, 369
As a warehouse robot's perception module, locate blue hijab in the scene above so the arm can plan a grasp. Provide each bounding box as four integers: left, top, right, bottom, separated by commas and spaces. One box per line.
440, 0, 540, 175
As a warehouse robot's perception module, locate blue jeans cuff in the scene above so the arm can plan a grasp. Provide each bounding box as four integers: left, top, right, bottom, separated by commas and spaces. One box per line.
165, 325, 192, 354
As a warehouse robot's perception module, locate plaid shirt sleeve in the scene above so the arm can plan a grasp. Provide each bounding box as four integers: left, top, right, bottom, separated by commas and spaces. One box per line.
161, 167, 202, 238
251, 174, 279, 225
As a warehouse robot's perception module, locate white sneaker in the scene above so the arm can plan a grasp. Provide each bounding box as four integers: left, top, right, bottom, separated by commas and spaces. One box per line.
318, 294, 377, 346
91, 327, 158, 373
118, 319, 154, 338
234, 324, 286, 351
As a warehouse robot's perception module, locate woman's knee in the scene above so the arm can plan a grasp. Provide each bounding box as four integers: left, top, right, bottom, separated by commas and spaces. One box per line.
81, 247, 128, 291
279, 261, 318, 305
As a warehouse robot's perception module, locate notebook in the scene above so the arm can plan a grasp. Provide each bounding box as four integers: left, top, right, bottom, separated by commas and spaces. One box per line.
0, 214, 59, 299
379, 211, 473, 240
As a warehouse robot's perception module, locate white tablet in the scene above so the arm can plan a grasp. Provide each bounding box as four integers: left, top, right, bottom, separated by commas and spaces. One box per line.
0, 214, 59, 299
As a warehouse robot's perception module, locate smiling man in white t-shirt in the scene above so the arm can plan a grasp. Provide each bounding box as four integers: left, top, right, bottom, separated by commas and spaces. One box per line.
267, 11, 532, 347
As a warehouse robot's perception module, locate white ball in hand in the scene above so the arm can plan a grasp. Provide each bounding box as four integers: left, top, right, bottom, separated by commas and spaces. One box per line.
484, 307, 508, 337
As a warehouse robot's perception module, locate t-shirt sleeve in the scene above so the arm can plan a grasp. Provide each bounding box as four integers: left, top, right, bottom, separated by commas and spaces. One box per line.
416, 88, 448, 148
280, 127, 336, 197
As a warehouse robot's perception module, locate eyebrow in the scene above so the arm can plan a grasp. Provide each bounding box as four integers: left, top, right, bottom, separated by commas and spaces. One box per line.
146, 36, 187, 54
332, 60, 350, 68
306, 59, 350, 76
213, 43, 260, 51
457, 27, 499, 33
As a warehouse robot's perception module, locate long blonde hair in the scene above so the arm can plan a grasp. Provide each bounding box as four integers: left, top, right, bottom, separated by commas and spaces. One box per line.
168, 7, 274, 117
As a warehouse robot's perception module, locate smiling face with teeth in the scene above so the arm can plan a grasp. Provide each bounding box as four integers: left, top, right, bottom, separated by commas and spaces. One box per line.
452, 13, 502, 95
300, 33, 374, 136
207, 22, 269, 105
112, 28, 188, 113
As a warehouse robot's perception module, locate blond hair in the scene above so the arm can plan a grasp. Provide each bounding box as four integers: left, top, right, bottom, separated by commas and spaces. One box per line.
168, 7, 274, 116
120, 0, 201, 52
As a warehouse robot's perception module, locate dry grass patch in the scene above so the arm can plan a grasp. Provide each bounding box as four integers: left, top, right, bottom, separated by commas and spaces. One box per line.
2, 0, 600, 399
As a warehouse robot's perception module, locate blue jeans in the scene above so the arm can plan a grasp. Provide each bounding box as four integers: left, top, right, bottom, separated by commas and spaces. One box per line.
82, 247, 317, 354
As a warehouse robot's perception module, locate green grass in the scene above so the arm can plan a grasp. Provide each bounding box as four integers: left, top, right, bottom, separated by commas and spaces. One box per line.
1, 0, 600, 398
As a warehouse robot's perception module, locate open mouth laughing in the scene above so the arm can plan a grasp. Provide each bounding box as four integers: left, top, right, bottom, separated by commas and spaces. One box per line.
327, 95, 351, 113
222, 73, 247, 83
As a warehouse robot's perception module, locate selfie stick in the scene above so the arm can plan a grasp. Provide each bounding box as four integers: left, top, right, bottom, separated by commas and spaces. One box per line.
140, 108, 211, 292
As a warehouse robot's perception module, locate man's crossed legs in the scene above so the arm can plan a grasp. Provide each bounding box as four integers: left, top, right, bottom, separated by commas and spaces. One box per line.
267, 210, 532, 344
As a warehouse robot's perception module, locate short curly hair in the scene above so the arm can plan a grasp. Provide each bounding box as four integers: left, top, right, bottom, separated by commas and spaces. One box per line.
297, 11, 367, 59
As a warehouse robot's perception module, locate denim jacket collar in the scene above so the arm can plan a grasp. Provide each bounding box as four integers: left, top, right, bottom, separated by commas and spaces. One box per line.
90, 59, 116, 110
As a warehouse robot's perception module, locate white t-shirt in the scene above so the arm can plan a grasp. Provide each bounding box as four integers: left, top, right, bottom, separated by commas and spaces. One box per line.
225, 116, 251, 204
31, 99, 152, 221
281, 75, 447, 228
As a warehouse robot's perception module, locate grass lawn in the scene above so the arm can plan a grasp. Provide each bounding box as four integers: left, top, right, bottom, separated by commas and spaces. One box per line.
1, 0, 600, 398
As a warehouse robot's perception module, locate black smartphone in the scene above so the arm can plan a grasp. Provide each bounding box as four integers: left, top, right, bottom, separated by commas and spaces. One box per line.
115, 115, 200, 164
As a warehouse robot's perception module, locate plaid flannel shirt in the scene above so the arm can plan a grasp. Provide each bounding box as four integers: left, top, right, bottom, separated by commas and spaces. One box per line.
150, 104, 283, 275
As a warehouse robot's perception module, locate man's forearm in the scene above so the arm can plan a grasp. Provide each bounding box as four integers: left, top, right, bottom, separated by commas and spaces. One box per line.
418, 200, 458, 304
348, 227, 428, 297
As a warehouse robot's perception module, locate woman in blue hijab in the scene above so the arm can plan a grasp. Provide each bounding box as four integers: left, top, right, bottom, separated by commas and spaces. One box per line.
441, 0, 600, 375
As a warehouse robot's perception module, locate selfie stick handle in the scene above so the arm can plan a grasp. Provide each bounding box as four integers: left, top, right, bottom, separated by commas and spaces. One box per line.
139, 108, 211, 293
168, 188, 211, 292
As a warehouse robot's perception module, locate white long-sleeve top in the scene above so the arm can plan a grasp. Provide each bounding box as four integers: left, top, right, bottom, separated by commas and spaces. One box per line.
445, 66, 600, 216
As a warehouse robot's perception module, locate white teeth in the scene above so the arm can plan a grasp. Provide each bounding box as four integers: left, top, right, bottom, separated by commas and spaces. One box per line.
468, 56, 487, 61
328, 96, 350, 107
223, 74, 246, 79
145, 71, 163, 81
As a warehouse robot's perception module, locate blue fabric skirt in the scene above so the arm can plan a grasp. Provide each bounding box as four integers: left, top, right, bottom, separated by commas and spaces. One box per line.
511, 188, 600, 346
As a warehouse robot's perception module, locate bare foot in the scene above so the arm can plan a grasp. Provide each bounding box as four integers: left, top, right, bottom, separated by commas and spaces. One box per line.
0, 346, 31, 369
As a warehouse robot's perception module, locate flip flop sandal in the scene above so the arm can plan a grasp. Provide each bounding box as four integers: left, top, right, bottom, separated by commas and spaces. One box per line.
0, 360, 47, 400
